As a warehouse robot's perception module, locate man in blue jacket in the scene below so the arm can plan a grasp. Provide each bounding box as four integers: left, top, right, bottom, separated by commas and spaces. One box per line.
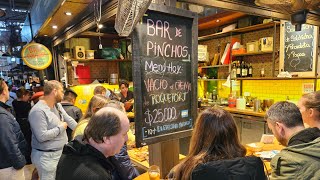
0, 79, 27, 180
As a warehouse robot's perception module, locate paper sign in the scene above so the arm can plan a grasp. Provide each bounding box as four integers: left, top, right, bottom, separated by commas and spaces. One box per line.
302, 83, 314, 94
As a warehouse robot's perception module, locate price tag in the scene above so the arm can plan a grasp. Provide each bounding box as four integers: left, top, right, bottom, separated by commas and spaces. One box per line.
302, 83, 314, 94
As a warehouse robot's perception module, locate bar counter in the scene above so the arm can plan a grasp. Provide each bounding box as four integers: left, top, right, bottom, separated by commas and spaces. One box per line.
223, 107, 266, 117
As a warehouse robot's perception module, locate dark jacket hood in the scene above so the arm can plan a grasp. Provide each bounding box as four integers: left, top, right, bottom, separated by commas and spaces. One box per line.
288, 127, 320, 146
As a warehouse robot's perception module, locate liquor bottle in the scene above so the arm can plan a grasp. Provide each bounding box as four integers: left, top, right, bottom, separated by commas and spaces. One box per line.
241, 61, 246, 77
231, 62, 237, 79
244, 62, 248, 77
248, 63, 253, 77
236, 61, 241, 78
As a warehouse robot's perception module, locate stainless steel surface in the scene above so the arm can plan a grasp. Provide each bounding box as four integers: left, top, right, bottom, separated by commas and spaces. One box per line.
109, 73, 119, 85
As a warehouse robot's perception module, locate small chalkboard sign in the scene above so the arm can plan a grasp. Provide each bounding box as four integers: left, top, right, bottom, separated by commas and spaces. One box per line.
280, 20, 318, 77
132, 4, 198, 147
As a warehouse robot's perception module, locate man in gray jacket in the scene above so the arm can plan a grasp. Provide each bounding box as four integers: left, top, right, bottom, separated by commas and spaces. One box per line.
265, 101, 320, 179
29, 80, 77, 180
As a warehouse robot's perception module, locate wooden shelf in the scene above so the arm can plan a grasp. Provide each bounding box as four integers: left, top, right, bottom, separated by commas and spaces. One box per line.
232, 51, 273, 57
198, 79, 227, 81
198, 31, 232, 41
232, 21, 280, 33
200, 65, 229, 68
234, 77, 317, 80
198, 21, 280, 41
69, 59, 132, 62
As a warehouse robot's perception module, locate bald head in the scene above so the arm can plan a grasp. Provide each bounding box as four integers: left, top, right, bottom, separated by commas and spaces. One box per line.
84, 107, 129, 143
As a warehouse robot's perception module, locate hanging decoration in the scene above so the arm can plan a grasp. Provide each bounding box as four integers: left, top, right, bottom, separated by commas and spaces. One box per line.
94, 0, 103, 49
115, 0, 152, 37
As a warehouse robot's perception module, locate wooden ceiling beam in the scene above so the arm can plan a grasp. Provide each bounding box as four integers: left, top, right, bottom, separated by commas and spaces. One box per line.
199, 11, 247, 30
179, 0, 320, 26
78, 31, 119, 39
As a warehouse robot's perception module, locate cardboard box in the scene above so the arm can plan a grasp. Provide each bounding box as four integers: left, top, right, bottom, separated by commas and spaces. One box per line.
246, 41, 259, 53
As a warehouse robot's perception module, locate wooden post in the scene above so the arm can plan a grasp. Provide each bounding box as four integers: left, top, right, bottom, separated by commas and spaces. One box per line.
149, 139, 180, 178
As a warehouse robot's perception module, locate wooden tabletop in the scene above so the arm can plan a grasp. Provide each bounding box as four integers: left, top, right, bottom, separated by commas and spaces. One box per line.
129, 151, 185, 171
246, 142, 284, 174
134, 142, 284, 179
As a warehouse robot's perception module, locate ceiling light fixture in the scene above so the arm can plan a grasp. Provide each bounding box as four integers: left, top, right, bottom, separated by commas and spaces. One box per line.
65, 12, 72, 16
98, 24, 103, 29
44, 35, 48, 37
216, 19, 220, 23
52, 25, 58, 29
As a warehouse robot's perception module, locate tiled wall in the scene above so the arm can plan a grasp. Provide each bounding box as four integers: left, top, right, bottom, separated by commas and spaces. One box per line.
200, 78, 320, 103
198, 80, 231, 99
233, 79, 317, 103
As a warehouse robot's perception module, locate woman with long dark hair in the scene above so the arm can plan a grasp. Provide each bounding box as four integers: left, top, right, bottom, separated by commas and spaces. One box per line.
172, 108, 265, 180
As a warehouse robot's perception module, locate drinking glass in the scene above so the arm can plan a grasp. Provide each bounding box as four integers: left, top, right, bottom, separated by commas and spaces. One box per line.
148, 165, 160, 180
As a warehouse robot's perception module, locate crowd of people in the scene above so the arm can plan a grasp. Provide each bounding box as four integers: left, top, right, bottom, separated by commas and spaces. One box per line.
0, 77, 320, 180
0, 79, 138, 180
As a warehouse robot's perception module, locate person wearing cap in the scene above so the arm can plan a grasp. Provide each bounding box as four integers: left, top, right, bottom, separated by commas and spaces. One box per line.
61, 89, 82, 141
31, 91, 44, 105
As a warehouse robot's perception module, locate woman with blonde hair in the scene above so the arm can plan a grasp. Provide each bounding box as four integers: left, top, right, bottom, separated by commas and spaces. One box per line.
72, 95, 108, 138
172, 108, 265, 180
298, 91, 320, 128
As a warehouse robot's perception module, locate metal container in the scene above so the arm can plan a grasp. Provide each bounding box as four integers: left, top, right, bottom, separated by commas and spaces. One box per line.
262, 99, 274, 111
109, 73, 119, 85
253, 99, 261, 112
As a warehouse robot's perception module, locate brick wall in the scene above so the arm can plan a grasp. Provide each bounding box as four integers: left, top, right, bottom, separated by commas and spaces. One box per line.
67, 61, 120, 85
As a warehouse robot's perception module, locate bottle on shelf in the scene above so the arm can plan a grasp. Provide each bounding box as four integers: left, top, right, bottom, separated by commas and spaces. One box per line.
248, 63, 253, 77
231, 62, 237, 79
236, 61, 241, 78
244, 62, 249, 77
241, 61, 247, 77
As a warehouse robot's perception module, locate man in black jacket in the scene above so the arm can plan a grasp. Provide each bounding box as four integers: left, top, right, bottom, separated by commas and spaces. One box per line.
0, 79, 27, 180
56, 107, 130, 180
61, 89, 82, 141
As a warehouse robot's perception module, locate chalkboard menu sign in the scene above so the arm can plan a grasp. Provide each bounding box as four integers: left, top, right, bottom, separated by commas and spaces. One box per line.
280, 21, 318, 77
132, 4, 198, 147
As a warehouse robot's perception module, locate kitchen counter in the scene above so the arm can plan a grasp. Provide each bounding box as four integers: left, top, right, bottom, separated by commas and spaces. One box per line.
200, 103, 266, 118
223, 107, 266, 117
